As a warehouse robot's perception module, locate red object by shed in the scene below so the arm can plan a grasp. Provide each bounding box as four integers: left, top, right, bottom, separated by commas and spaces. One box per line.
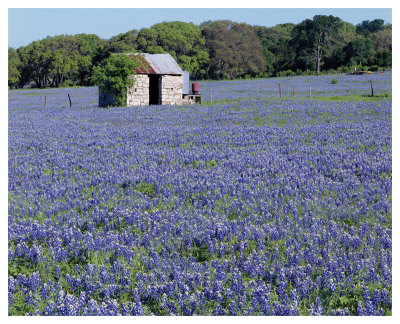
192, 82, 199, 94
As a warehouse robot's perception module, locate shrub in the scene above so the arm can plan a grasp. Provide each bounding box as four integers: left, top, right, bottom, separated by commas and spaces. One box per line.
337, 66, 351, 73
370, 65, 380, 72
92, 54, 141, 107
60, 80, 74, 88
277, 69, 296, 77
331, 79, 338, 84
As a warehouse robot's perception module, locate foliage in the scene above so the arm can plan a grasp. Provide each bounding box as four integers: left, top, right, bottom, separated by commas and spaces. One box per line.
290, 15, 343, 75
201, 20, 265, 79
8, 48, 21, 88
16, 34, 107, 89
356, 19, 385, 35
373, 51, 391, 68
136, 22, 209, 78
253, 23, 296, 76
108, 29, 139, 53
342, 37, 374, 66
370, 29, 392, 52
92, 54, 140, 106
9, 17, 392, 88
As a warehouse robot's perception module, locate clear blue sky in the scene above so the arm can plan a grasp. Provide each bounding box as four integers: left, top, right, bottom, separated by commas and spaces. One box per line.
8, 8, 392, 48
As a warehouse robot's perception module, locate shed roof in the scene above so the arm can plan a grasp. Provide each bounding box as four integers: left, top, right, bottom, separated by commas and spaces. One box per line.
129, 53, 184, 75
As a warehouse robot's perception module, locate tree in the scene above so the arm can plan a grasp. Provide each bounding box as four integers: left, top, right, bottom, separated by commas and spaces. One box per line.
201, 20, 265, 79
47, 34, 107, 87
73, 34, 108, 86
343, 37, 373, 66
337, 21, 357, 43
18, 40, 52, 88
370, 29, 392, 52
253, 23, 295, 75
291, 15, 343, 75
373, 51, 391, 68
356, 19, 385, 35
322, 21, 358, 70
8, 48, 21, 88
16, 34, 107, 88
49, 48, 78, 87
136, 22, 209, 78
92, 54, 140, 106
108, 29, 139, 53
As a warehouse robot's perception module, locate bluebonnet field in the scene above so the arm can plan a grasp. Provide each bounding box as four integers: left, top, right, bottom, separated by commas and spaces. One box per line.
199, 71, 392, 102
8, 73, 391, 316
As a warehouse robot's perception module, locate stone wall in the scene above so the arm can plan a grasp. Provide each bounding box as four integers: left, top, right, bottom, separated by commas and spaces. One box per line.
160, 75, 183, 105
127, 74, 149, 106
100, 74, 185, 107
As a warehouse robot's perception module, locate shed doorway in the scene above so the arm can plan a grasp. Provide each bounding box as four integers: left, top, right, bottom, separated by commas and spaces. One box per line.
149, 75, 161, 105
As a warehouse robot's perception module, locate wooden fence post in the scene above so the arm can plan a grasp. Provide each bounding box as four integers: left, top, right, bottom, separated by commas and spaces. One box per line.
68, 93, 72, 107
278, 83, 282, 98
293, 87, 295, 97
369, 80, 374, 97
44, 95, 47, 108
309, 85, 311, 98
209, 87, 212, 103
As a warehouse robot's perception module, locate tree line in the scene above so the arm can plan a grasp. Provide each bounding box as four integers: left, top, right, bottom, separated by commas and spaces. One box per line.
8, 16, 392, 89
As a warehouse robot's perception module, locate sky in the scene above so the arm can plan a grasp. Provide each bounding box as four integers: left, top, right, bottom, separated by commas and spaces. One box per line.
8, 7, 392, 49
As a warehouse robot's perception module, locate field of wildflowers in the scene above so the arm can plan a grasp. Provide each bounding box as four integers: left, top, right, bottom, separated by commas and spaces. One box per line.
8, 73, 391, 316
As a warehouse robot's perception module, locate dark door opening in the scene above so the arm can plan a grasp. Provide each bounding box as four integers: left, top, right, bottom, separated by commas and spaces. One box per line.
149, 75, 161, 105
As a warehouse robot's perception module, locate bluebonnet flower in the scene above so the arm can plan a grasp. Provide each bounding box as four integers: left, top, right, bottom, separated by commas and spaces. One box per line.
29, 244, 42, 264
8, 276, 16, 305
357, 301, 366, 316
63, 294, 79, 315
167, 301, 177, 316
43, 301, 56, 316
365, 299, 376, 316
99, 302, 110, 316
83, 299, 100, 316
328, 278, 336, 293
228, 300, 238, 315
259, 296, 271, 315
54, 265, 61, 280
372, 289, 381, 308
121, 302, 131, 315
214, 304, 225, 316
25, 291, 36, 307
16, 274, 28, 291
160, 293, 168, 309
309, 297, 323, 316
27, 272, 42, 293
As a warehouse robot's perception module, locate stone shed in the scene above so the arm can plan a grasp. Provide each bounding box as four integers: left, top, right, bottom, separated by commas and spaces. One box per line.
99, 53, 200, 107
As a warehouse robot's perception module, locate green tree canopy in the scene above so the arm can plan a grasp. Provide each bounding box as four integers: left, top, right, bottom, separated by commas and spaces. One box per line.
92, 54, 140, 106
370, 29, 392, 52
18, 40, 52, 88
253, 23, 295, 76
342, 37, 374, 66
356, 19, 385, 35
9, 18, 392, 89
201, 20, 265, 79
136, 22, 209, 78
373, 51, 391, 68
108, 29, 139, 53
16, 34, 107, 88
291, 15, 343, 75
8, 48, 21, 88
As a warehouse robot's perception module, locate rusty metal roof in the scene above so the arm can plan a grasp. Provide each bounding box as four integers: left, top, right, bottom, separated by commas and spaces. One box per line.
128, 53, 184, 75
